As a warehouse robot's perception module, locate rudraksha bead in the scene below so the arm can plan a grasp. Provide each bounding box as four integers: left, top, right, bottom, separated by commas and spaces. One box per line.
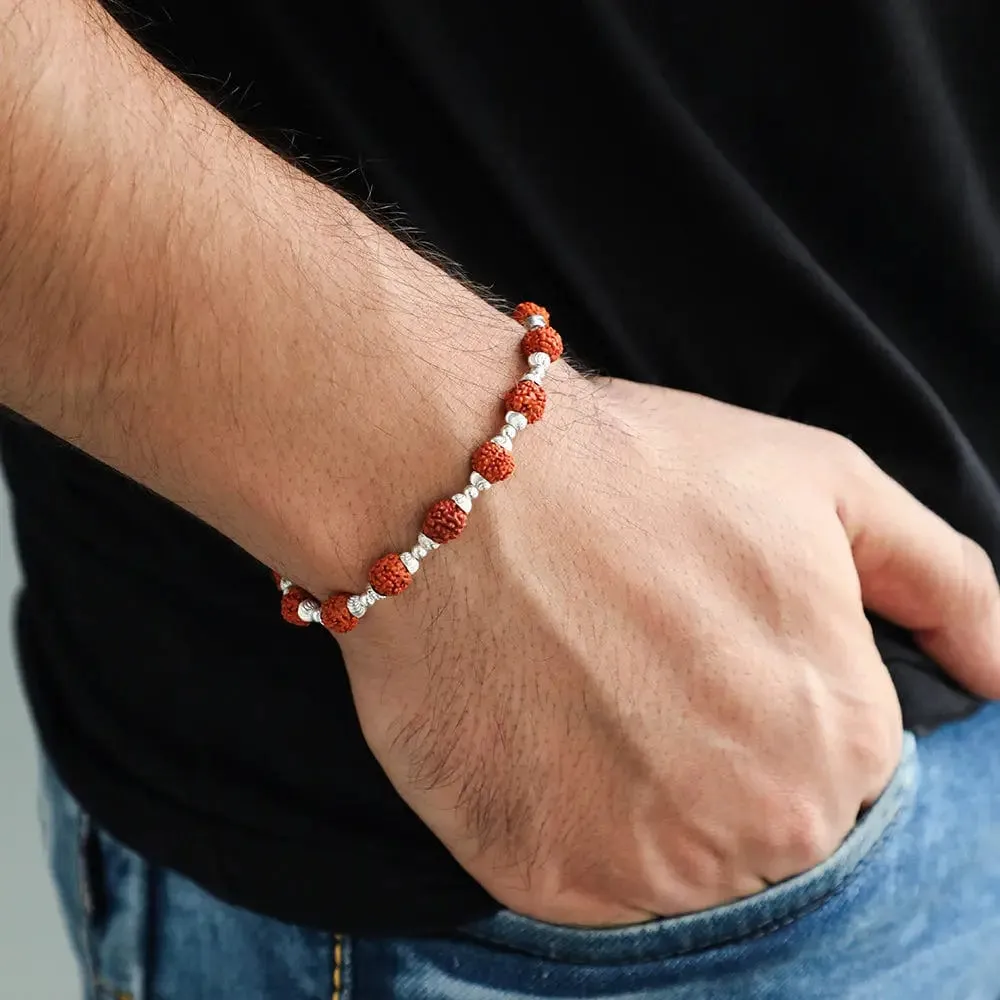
280, 586, 313, 627
521, 325, 563, 363
369, 554, 413, 596
422, 498, 468, 544
505, 380, 546, 424
472, 441, 516, 483
512, 302, 550, 325
320, 592, 358, 634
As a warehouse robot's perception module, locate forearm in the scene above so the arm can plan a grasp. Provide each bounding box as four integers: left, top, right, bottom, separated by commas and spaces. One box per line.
0, 0, 539, 589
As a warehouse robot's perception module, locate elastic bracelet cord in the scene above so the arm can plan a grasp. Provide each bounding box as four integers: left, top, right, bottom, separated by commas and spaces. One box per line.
272, 302, 564, 634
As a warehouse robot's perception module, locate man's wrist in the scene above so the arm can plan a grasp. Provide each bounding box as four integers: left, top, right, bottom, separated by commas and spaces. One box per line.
0, 0, 582, 600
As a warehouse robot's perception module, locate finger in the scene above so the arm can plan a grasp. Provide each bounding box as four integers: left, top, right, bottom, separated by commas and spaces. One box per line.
838, 455, 1000, 697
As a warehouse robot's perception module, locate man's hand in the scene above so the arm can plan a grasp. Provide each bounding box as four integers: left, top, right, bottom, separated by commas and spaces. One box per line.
342, 377, 1000, 926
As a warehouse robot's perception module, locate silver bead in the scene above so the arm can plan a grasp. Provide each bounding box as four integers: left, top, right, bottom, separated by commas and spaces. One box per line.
501, 423, 518, 441
452, 492, 472, 514
504, 411, 528, 432
525, 314, 547, 330
527, 352, 551, 370
346, 594, 368, 618
297, 598, 320, 623
400, 551, 420, 574
278, 577, 294, 595
417, 533, 440, 551
520, 370, 544, 385
364, 585, 385, 606
464, 484, 479, 501
491, 434, 513, 452
469, 472, 491, 491
412, 544, 428, 560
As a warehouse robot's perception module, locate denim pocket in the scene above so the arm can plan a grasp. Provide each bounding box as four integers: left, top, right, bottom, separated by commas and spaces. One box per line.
460, 732, 919, 965
40, 763, 150, 1000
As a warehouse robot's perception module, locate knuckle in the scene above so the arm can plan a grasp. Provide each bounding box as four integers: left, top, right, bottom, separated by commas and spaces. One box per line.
849, 697, 904, 776
826, 432, 874, 475
850, 723, 903, 802
808, 428, 876, 484
962, 536, 999, 594
774, 799, 839, 871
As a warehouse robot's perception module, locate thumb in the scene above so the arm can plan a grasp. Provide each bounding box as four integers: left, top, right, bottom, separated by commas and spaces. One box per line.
838, 455, 1000, 698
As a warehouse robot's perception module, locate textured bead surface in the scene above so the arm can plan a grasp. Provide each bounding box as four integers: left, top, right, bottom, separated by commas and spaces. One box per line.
472, 441, 516, 483
505, 380, 547, 423
369, 553, 413, 596
280, 586, 313, 627
513, 302, 550, 326
400, 551, 420, 574
504, 410, 529, 432
422, 498, 468, 543
469, 471, 492, 491
452, 492, 473, 514
521, 325, 564, 362
321, 592, 358, 634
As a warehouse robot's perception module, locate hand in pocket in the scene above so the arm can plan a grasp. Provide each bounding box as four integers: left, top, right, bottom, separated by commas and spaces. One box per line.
341, 378, 1000, 927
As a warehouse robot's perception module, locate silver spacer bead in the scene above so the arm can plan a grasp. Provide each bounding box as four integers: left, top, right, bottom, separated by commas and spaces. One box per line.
464, 484, 479, 501
417, 533, 440, 551
520, 369, 544, 385
364, 585, 385, 606
501, 423, 518, 441
527, 352, 552, 371
400, 551, 420, 574
525, 314, 547, 330
278, 577, 294, 595
504, 411, 528, 432
491, 434, 513, 452
469, 471, 492, 492
297, 598, 321, 624
346, 594, 368, 619
411, 544, 428, 560
452, 492, 473, 514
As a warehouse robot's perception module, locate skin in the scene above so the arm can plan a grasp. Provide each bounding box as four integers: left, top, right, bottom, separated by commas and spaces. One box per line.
2, 0, 999, 927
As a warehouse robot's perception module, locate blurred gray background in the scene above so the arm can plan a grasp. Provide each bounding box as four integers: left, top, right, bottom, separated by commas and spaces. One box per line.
0, 478, 78, 997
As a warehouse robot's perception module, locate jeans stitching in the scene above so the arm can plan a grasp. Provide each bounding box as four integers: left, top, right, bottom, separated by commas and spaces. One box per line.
332, 934, 344, 1000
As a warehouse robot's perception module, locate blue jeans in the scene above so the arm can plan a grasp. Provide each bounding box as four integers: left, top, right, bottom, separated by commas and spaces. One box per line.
43, 703, 1000, 999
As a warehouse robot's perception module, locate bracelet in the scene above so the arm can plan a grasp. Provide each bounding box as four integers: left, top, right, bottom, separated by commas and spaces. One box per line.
272, 302, 564, 634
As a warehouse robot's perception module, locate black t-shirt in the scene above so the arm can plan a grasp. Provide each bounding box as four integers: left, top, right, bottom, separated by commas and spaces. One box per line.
3, 0, 999, 934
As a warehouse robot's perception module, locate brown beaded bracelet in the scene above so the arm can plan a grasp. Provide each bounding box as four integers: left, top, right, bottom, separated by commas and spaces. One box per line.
273, 302, 564, 634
